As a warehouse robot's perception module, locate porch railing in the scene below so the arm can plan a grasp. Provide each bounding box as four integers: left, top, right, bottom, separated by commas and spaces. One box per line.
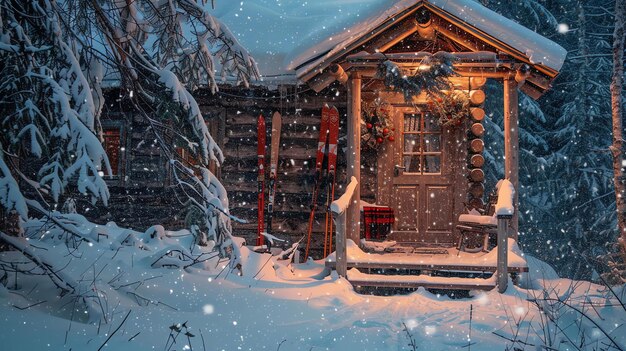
495, 179, 515, 293
330, 176, 358, 277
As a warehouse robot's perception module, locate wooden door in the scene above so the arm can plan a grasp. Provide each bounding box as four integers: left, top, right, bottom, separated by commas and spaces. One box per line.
384, 107, 458, 245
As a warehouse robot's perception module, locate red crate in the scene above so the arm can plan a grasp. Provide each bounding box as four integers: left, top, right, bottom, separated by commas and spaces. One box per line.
362, 206, 395, 240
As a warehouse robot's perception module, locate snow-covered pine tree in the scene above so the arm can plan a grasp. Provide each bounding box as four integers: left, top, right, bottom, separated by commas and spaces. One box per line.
538, 0, 616, 278
0, 0, 258, 267
477, 0, 561, 269
478, 0, 557, 32
0, 0, 111, 219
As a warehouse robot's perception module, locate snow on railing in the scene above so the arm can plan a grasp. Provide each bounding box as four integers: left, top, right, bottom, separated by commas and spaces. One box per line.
330, 176, 358, 216
495, 179, 516, 293
330, 176, 358, 277
495, 179, 515, 217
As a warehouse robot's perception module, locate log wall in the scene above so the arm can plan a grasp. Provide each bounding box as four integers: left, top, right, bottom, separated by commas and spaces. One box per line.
196, 84, 377, 258
86, 85, 378, 258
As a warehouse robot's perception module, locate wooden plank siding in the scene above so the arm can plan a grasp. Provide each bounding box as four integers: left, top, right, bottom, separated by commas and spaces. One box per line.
94, 82, 474, 258
194, 85, 378, 258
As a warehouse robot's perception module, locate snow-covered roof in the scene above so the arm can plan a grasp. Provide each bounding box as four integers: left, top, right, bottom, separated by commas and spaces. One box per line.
214, 0, 394, 81
287, 0, 566, 82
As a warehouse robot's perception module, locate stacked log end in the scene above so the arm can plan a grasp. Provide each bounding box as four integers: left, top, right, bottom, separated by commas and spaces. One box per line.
466, 77, 486, 211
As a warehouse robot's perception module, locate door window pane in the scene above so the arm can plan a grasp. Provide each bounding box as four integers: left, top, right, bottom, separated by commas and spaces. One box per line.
423, 112, 438, 132
404, 134, 420, 153
404, 113, 420, 132
423, 155, 441, 174
402, 112, 442, 175
404, 155, 421, 173
424, 134, 441, 152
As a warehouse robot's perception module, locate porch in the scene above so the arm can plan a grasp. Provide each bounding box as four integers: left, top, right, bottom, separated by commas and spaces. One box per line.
332, 237, 528, 271
290, 0, 565, 292
328, 176, 522, 292
325, 237, 528, 291
324, 50, 527, 291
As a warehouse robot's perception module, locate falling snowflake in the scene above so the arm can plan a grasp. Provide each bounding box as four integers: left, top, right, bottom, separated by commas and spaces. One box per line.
203, 304, 215, 315
405, 319, 418, 330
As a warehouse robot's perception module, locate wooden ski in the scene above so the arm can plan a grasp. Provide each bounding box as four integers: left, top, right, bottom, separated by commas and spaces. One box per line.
256, 114, 266, 246
304, 104, 331, 260
267, 111, 282, 239
324, 106, 340, 256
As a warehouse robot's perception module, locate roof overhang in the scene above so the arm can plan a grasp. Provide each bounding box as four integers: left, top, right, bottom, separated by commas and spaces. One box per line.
292, 0, 565, 99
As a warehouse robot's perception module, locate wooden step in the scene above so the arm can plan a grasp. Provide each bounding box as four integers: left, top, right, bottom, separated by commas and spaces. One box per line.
327, 260, 528, 273
347, 268, 496, 291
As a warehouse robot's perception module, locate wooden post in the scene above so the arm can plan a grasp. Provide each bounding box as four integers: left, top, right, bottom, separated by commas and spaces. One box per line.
497, 216, 510, 293
333, 211, 347, 277
331, 176, 358, 277
503, 78, 519, 238
346, 73, 362, 244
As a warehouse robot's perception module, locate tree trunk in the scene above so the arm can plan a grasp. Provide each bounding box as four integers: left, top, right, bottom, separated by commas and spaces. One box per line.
611, 0, 626, 258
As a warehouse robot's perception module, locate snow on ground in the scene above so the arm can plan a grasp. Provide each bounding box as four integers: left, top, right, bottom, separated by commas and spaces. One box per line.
1, 217, 625, 350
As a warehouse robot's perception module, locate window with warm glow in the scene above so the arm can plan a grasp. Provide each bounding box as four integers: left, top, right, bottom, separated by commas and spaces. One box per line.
176, 147, 202, 177
102, 128, 121, 176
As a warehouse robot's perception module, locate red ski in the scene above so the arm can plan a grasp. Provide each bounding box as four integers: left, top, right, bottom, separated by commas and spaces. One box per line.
304, 105, 331, 260
256, 114, 266, 246
323, 106, 340, 256
267, 112, 282, 239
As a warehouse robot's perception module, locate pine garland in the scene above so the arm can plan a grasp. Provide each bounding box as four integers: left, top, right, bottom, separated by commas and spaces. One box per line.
377, 53, 457, 101
377, 53, 470, 127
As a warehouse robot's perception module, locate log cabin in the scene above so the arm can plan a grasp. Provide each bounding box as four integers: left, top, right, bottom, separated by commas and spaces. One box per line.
95, 0, 565, 292
287, 0, 566, 292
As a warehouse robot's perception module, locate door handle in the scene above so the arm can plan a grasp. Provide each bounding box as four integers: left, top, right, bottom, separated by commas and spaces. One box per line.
394, 165, 406, 176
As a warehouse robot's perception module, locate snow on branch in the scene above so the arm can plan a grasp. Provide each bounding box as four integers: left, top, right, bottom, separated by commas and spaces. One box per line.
157, 69, 223, 165
0, 151, 28, 219
0, 231, 75, 294
143, 0, 259, 91
29, 72, 111, 204
56, 41, 97, 129
170, 160, 242, 268
175, 0, 259, 87
0, 0, 111, 210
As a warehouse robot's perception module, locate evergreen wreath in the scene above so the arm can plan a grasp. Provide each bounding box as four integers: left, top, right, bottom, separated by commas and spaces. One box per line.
361, 99, 395, 150
429, 90, 471, 127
